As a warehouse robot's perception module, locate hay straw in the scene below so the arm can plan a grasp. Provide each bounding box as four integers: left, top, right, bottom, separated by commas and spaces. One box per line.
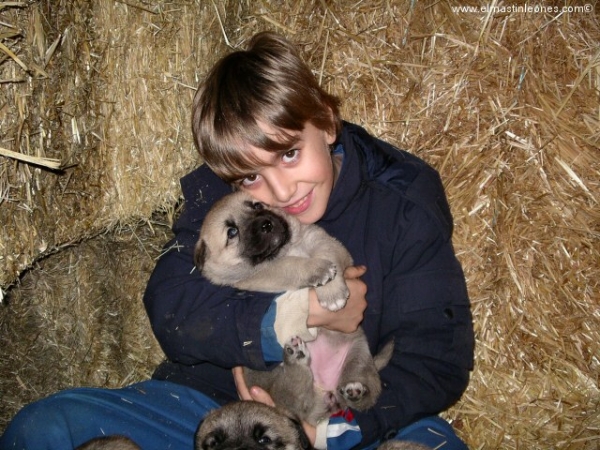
0, 3, 27, 11
0, 40, 27, 71
0, 146, 62, 170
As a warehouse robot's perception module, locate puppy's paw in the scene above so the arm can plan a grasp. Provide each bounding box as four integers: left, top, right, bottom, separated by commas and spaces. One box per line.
338, 381, 369, 403
315, 279, 349, 311
283, 336, 310, 365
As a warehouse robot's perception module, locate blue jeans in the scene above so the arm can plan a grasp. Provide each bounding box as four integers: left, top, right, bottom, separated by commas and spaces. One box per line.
364, 416, 468, 449
0, 380, 467, 449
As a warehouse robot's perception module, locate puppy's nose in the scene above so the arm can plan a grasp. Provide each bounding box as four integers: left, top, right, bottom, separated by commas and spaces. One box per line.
260, 219, 273, 233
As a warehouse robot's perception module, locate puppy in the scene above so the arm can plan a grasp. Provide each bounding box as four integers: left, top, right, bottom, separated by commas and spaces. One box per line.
195, 401, 432, 450
75, 436, 141, 450
195, 401, 312, 450
195, 191, 352, 311
195, 191, 393, 425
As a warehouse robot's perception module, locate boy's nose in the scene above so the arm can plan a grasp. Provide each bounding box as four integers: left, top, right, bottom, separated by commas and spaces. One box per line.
268, 174, 295, 204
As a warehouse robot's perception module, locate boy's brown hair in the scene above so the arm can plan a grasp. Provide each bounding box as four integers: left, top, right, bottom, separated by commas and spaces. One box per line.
191, 32, 342, 183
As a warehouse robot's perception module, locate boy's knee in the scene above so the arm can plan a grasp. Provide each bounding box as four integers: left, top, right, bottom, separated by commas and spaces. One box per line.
393, 417, 468, 450
1, 393, 75, 448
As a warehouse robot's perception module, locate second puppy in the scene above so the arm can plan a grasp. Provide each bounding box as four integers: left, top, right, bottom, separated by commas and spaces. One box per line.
196, 401, 312, 450
195, 401, 433, 450
195, 191, 393, 425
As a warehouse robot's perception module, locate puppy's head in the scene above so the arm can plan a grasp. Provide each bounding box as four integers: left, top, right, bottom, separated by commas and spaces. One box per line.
195, 191, 293, 284
75, 436, 141, 450
195, 401, 312, 450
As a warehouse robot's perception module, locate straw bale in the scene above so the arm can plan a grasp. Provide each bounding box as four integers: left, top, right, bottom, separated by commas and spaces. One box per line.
0, 0, 223, 291
0, 215, 169, 423
1, 1, 599, 449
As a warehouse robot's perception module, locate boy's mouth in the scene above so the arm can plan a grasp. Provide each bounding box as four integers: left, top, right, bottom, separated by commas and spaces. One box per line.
282, 191, 312, 216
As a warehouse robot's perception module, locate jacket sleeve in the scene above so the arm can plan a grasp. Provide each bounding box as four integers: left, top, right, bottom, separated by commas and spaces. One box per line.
142, 165, 277, 370
352, 168, 474, 447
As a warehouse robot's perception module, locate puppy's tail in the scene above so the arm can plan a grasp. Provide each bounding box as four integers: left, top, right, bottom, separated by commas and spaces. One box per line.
374, 339, 394, 372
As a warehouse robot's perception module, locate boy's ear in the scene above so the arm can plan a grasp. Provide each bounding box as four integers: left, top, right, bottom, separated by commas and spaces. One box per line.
194, 239, 209, 272
325, 106, 337, 145
325, 106, 338, 145
326, 127, 337, 145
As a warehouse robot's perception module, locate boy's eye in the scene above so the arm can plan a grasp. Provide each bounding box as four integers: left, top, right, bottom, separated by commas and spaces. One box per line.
281, 149, 299, 164
240, 174, 260, 187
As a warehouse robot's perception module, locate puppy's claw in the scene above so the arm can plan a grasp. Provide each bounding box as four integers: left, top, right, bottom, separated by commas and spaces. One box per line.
308, 261, 337, 288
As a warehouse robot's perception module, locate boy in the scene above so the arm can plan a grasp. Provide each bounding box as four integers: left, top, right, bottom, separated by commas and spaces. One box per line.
0, 32, 473, 450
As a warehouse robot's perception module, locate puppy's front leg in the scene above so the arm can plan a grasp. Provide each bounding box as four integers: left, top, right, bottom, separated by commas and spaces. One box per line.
301, 226, 354, 311
235, 256, 337, 292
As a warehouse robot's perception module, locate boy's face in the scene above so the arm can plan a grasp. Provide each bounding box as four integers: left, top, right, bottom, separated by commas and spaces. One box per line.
237, 122, 337, 225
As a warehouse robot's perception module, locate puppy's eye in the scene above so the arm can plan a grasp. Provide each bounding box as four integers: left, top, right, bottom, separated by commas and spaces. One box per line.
204, 429, 226, 449
257, 436, 272, 445
227, 227, 239, 240
253, 424, 272, 446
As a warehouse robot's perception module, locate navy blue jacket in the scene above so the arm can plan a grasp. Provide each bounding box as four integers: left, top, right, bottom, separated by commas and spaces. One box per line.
143, 122, 474, 446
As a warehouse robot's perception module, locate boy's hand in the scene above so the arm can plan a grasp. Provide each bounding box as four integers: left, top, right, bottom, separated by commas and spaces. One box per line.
232, 366, 275, 406
307, 265, 367, 333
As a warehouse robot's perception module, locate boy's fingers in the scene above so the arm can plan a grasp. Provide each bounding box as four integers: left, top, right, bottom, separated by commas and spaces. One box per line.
344, 265, 367, 279
233, 367, 275, 407
232, 367, 252, 401
249, 386, 276, 407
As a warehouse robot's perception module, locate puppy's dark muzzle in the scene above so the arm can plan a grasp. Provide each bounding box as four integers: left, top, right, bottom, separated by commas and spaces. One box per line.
242, 211, 290, 265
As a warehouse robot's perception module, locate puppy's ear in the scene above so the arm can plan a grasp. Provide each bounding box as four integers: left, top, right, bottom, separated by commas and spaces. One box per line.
289, 417, 314, 450
194, 239, 209, 272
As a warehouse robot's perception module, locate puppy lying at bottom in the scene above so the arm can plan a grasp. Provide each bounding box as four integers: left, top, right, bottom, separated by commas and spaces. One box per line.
75, 435, 140, 450
196, 401, 311, 450
195, 401, 433, 450
378, 441, 433, 450
194, 191, 393, 424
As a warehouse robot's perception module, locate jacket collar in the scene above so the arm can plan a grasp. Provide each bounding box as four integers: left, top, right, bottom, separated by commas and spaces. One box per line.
320, 123, 365, 223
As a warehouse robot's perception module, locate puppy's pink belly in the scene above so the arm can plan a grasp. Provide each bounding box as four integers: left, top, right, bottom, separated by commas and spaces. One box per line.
307, 336, 352, 391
